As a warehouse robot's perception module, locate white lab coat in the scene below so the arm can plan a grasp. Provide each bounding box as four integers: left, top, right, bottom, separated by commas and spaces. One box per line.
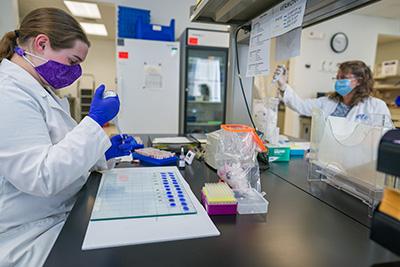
0, 59, 112, 267
282, 85, 393, 127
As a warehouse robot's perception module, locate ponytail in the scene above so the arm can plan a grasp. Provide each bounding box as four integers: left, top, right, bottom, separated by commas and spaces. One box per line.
0, 31, 18, 62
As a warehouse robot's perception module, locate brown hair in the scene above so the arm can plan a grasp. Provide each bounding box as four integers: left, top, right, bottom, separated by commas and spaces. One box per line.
0, 8, 90, 62
329, 60, 374, 106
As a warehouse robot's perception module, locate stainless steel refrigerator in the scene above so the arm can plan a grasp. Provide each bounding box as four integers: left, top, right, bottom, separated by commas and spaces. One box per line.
179, 28, 230, 134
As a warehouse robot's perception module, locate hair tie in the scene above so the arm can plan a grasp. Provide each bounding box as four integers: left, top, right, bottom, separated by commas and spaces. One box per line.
14, 30, 20, 38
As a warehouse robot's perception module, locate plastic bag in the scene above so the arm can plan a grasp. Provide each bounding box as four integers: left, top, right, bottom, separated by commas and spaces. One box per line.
216, 124, 266, 194
253, 97, 280, 144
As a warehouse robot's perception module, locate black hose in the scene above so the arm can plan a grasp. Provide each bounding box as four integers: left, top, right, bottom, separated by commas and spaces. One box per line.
234, 25, 257, 130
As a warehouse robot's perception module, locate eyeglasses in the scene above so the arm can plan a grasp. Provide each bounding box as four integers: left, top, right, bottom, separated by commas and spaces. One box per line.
331, 76, 360, 81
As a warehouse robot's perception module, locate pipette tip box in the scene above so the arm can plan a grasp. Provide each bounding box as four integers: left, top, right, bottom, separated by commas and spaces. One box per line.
201, 183, 237, 215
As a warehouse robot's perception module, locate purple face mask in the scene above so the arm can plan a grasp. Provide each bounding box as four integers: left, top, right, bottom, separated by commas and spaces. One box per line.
14, 46, 82, 89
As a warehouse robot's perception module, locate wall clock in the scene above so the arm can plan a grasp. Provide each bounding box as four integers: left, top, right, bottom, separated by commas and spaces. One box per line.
330, 32, 348, 53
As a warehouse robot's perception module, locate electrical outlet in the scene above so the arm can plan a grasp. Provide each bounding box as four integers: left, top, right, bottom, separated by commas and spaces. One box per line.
307, 31, 325, 40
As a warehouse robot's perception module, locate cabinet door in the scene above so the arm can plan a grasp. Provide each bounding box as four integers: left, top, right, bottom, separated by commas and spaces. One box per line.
186, 48, 228, 133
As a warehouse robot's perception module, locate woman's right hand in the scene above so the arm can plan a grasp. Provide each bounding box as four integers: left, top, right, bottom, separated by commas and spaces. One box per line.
88, 84, 120, 126
273, 65, 288, 91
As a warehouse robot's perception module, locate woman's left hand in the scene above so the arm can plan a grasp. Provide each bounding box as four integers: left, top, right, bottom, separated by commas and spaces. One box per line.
105, 134, 135, 160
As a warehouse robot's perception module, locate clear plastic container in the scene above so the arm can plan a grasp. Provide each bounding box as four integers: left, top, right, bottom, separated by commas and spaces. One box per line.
234, 189, 269, 214
308, 108, 392, 208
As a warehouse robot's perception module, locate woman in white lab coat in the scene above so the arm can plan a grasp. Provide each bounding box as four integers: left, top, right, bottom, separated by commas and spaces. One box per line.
275, 60, 392, 126
0, 8, 134, 267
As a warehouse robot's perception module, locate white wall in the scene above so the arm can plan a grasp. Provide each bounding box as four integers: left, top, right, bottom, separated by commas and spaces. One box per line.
82, 38, 116, 90
0, 0, 19, 37
100, 0, 228, 39
284, 13, 400, 137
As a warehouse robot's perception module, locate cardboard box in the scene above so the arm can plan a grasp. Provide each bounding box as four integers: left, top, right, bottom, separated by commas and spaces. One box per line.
382, 60, 400, 76
268, 145, 290, 162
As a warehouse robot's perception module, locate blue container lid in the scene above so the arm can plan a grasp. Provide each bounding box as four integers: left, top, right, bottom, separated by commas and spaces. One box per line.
132, 152, 178, 166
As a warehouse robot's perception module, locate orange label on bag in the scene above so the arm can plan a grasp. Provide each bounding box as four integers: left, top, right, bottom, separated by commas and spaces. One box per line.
221, 124, 267, 152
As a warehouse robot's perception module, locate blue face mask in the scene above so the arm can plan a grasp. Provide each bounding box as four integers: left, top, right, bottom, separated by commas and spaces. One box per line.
334, 79, 353, 96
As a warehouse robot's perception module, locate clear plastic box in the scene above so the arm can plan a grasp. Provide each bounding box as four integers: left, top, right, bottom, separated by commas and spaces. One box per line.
234, 189, 269, 214
308, 108, 392, 208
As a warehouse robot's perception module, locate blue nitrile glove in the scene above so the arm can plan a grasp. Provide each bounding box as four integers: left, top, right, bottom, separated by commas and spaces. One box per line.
132, 138, 144, 150
88, 84, 120, 126
105, 134, 135, 160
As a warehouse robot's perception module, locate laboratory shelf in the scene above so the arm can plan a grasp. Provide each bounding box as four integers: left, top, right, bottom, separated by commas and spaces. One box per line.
190, 0, 376, 28
374, 75, 400, 81
374, 85, 400, 90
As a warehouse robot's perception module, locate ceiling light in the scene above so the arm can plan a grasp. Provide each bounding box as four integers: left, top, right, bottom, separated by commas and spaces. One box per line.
64, 1, 101, 19
80, 22, 108, 36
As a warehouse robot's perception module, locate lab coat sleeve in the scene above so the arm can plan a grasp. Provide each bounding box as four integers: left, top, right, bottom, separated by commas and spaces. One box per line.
282, 85, 324, 117
91, 156, 117, 171
0, 88, 111, 197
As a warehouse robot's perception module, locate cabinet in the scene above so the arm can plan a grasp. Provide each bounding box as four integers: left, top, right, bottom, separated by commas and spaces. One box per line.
373, 74, 400, 127
79, 89, 93, 121
374, 34, 400, 128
